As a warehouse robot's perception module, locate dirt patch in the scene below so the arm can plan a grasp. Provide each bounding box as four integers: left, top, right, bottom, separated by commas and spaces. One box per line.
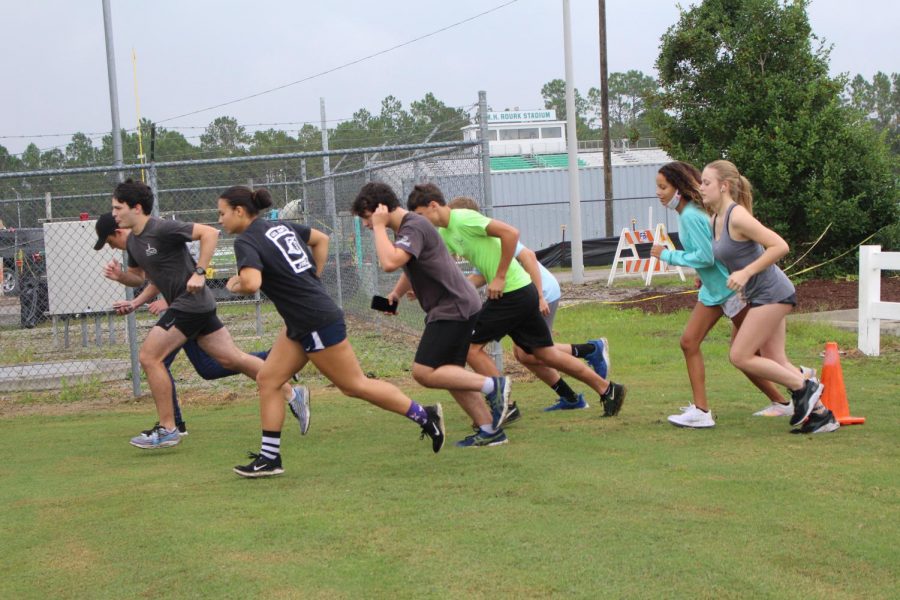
607, 276, 900, 315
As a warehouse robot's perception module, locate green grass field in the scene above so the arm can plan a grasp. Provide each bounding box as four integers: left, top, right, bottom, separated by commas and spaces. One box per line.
1, 303, 897, 599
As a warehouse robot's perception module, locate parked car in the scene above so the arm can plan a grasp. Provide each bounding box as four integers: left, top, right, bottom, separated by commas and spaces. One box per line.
0, 228, 45, 297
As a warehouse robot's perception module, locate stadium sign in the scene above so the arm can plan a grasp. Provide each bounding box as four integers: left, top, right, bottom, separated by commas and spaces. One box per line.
487, 110, 557, 123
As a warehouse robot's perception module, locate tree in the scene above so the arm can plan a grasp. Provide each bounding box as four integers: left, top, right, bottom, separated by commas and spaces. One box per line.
200, 116, 250, 156
65, 133, 100, 165
647, 0, 898, 272
588, 70, 658, 142
845, 72, 899, 154
540, 79, 595, 139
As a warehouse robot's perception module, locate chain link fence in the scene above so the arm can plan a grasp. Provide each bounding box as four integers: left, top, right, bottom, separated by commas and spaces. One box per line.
0, 140, 484, 393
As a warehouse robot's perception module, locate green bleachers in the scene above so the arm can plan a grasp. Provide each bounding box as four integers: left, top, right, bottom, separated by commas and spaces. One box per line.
489, 156, 538, 170
534, 153, 587, 168
490, 154, 585, 171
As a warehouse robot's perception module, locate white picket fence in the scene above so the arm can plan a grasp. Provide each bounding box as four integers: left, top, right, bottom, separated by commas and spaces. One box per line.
858, 245, 900, 356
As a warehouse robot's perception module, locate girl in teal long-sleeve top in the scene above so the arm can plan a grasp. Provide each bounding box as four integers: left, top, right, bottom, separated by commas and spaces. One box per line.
650, 162, 789, 428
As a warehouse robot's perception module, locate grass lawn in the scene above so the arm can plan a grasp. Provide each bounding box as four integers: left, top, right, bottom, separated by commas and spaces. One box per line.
1, 303, 897, 599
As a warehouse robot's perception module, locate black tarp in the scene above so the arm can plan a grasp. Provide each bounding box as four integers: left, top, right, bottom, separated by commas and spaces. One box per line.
535, 232, 682, 268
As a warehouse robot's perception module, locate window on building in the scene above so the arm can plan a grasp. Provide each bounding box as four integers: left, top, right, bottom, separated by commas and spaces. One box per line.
540, 126, 562, 139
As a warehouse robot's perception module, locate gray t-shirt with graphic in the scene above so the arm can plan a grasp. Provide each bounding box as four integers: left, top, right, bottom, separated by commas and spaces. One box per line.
395, 212, 481, 323
126, 217, 216, 313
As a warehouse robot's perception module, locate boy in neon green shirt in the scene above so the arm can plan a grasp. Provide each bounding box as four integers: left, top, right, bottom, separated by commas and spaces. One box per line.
408, 183, 626, 420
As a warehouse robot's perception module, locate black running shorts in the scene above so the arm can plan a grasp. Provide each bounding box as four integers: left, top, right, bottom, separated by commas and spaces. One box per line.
471, 283, 554, 354
155, 308, 224, 340
414, 314, 479, 368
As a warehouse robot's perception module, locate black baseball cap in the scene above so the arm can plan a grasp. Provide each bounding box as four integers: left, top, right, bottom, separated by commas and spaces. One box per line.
93, 213, 118, 250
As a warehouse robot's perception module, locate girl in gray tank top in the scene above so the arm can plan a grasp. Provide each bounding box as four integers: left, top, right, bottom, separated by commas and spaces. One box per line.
701, 160, 833, 433
713, 204, 796, 305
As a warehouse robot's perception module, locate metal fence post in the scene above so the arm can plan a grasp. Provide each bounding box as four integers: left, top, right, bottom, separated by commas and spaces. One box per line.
320, 98, 342, 309
477, 91, 503, 373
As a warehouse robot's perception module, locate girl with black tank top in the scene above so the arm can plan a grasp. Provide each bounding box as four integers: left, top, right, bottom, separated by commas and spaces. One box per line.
700, 161, 834, 433
218, 186, 447, 477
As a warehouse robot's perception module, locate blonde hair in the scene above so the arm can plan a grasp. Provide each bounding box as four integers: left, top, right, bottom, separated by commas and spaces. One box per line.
706, 160, 753, 214
448, 196, 481, 212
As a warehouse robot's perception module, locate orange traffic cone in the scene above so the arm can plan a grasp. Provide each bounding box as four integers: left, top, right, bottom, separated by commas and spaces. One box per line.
819, 342, 865, 425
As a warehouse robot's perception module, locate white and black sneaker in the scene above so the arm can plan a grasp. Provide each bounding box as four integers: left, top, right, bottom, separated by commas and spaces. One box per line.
791, 401, 840, 435
233, 452, 284, 478
600, 382, 626, 417
789, 378, 824, 427
419, 403, 445, 453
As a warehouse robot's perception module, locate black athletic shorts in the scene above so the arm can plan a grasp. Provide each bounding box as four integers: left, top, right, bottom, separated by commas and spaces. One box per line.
414, 314, 479, 368
471, 283, 554, 354
288, 319, 347, 353
156, 308, 224, 340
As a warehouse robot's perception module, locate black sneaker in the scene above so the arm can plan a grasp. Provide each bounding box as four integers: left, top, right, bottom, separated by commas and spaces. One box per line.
419, 403, 445, 453
233, 452, 284, 478
504, 402, 522, 426
791, 401, 840, 435
600, 382, 626, 417
789, 379, 824, 427
176, 422, 188, 436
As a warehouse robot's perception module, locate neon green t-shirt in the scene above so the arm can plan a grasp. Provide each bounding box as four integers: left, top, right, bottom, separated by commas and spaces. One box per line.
438, 208, 532, 293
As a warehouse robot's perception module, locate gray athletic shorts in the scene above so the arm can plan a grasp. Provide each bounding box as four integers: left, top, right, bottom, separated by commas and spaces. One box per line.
543, 299, 560, 330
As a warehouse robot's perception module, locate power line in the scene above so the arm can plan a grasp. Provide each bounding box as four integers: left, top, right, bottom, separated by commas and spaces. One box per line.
155, 1, 519, 123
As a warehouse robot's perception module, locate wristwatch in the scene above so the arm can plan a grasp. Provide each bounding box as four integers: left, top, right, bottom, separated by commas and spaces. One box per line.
194, 266, 207, 276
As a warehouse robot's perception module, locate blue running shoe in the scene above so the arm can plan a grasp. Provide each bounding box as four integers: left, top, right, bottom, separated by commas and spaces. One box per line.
455, 429, 508, 448
485, 376, 511, 428
543, 393, 589, 412
585, 338, 610, 379
288, 385, 311, 435
130, 424, 181, 449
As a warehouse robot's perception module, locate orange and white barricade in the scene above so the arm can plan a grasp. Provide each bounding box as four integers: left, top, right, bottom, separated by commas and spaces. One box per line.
607, 224, 686, 286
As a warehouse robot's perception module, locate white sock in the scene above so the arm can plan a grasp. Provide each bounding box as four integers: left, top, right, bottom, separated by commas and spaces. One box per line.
481, 378, 495, 395
479, 425, 496, 435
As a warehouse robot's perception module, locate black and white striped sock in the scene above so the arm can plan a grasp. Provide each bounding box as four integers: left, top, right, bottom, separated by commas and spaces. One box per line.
260, 430, 282, 460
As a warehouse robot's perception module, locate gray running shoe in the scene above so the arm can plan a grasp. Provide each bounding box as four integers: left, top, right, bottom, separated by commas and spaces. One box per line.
288, 385, 311, 435
130, 424, 181, 449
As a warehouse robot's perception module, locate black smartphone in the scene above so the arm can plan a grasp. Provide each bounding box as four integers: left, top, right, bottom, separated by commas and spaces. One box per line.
370, 295, 398, 314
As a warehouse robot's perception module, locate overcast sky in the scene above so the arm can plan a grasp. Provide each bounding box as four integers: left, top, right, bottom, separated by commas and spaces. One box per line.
1, 0, 896, 156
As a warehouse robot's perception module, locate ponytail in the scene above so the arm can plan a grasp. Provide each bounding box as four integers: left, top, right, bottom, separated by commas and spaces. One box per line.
735, 175, 753, 214
706, 160, 754, 215
220, 185, 272, 216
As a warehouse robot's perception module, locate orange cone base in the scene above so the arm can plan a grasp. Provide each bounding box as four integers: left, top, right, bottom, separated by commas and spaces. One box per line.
837, 416, 866, 425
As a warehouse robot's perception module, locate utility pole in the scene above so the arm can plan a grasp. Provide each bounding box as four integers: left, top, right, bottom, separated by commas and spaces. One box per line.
599, 0, 614, 237
102, 0, 139, 398
562, 0, 584, 283
102, 0, 124, 181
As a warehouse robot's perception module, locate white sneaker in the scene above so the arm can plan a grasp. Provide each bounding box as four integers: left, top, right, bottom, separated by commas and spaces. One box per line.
678, 403, 695, 413
753, 401, 794, 417
667, 406, 715, 428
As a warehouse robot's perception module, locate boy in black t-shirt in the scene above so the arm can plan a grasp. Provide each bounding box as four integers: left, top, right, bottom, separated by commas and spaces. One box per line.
352, 182, 512, 448
102, 179, 299, 450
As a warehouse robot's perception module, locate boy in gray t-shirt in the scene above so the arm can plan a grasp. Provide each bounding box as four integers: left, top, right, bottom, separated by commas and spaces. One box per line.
352, 182, 512, 448
103, 179, 299, 451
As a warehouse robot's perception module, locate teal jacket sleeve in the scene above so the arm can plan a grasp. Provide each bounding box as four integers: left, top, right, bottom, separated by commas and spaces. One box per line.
660, 211, 715, 269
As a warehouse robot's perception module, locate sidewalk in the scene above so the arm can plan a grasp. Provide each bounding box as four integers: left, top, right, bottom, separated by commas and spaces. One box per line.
788, 309, 900, 336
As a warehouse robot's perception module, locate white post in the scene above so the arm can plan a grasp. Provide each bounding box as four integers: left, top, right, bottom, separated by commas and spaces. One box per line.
858, 246, 881, 356
562, 0, 583, 284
